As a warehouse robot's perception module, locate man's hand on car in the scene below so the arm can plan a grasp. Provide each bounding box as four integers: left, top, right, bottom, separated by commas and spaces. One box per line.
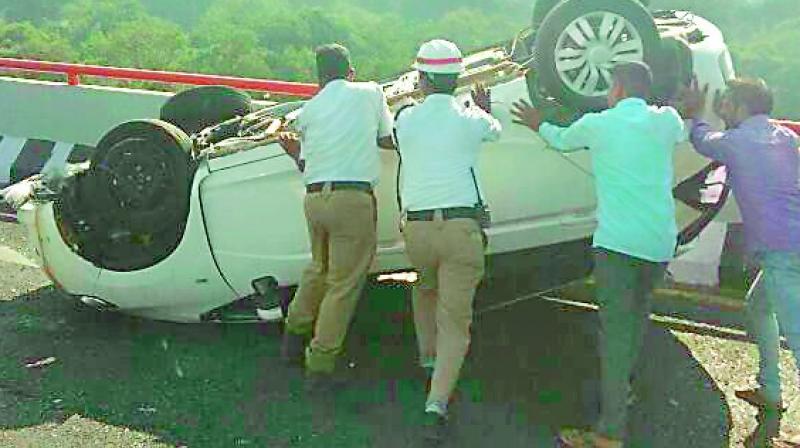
511, 99, 543, 132
472, 83, 492, 114
278, 132, 305, 172
711, 88, 739, 129
677, 76, 710, 120
278, 132, 301, 156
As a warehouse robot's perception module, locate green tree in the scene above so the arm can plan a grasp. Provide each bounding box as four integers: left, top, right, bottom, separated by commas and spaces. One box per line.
138, 0, 217, 28
190, 24, 272, 78
58, 0, 149, 44
0, 0, 64, 22
733, 17, 800, 119
79, 16, 192, 70
0, 19, 74, 60
0, 0, 798, 118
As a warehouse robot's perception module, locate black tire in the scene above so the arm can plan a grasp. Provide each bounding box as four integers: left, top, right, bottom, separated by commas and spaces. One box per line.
160, 85, 252, 135
533, 0, 652, 28
532, 0, 563, 28
92, 120, 193, 233
58, 120, 195, 272
533, 0, 661, 112
651, 36, 693, 105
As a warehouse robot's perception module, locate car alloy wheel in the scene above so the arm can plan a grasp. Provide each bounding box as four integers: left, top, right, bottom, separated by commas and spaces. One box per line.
533, 0, 660, 111
555, 11, 644, 97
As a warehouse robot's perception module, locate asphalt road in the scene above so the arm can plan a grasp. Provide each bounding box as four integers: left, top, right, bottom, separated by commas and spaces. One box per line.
0, 221, 798, 447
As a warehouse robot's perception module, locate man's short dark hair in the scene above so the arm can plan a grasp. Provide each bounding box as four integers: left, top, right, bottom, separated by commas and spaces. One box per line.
726, 78, 773, 116
421, 72, 458, 95
315, 44, 351, 83
612, 61, 653, 99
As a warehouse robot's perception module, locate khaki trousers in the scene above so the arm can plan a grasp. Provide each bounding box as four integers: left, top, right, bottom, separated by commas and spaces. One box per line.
285, 188, 377, 374
403, 217, 485, 408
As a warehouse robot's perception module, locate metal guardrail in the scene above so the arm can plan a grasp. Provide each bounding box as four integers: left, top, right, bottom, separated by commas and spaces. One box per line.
0, 57, 319, 98
774, 120, 800, 135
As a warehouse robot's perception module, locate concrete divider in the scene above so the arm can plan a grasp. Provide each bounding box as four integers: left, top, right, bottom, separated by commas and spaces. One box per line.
1, 76, 170, 147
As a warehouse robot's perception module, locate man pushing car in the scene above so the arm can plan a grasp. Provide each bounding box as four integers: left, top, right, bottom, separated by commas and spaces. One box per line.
512, 61, 684, 448
278, 43, 395, 391
680, 77, 800, 447
393, 39, 501, 443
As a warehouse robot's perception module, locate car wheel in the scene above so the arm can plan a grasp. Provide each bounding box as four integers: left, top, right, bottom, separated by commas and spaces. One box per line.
533, 0, 652, 28
532, 0, 563, 28
651, 36, 693, 105
160, 85, 252, 135
57, 120, 195, 272
92, 119, 193, 233
533, 0, 661, 111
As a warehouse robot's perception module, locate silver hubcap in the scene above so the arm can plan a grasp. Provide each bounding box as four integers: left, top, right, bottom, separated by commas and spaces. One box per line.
554, 12, 645, 97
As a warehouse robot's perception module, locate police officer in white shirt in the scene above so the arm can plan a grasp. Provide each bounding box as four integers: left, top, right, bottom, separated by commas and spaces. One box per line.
279, 44, 394, 390
394, 39, 501, 442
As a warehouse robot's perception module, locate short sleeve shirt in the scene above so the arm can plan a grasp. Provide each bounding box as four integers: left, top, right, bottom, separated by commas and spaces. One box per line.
394, 94, 502, 212
296, 79, 393, 186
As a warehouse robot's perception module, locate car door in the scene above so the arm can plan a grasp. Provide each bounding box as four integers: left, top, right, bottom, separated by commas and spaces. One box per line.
472, 77, 599, 254
199, 135, 409, 295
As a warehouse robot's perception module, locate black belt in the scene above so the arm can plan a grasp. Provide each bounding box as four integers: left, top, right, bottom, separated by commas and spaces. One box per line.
406, 207, 478, 222
306, 181, 372, 194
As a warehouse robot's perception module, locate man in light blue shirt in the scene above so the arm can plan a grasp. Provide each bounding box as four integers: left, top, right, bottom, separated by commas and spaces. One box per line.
512, 62, 684, 448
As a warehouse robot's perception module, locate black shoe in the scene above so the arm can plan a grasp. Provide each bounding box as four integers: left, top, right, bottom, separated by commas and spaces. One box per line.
280, 332, 306, 367
422, 411, 449, 445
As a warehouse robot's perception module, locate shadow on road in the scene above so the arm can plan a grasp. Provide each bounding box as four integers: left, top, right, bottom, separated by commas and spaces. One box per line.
0, 282, 732, 447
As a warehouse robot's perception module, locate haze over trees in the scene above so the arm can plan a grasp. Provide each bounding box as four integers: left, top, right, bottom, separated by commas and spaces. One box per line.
0, 0, 797, 118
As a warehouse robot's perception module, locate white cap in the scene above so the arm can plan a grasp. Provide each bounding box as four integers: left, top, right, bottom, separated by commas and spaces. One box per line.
413, 39, 464, 75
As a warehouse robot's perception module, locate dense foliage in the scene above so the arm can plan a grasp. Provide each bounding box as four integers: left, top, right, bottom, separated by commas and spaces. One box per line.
0, 0, 798, 117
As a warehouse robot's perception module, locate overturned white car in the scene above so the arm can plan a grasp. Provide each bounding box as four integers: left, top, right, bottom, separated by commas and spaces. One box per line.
3, 0, 734, 322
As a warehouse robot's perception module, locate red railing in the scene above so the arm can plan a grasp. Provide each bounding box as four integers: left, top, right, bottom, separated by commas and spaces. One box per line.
0, 57, 319, 98
773, 120, 800, 135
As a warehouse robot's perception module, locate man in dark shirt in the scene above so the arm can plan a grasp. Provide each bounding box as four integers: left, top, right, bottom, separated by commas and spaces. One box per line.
681, 78, 800, 446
